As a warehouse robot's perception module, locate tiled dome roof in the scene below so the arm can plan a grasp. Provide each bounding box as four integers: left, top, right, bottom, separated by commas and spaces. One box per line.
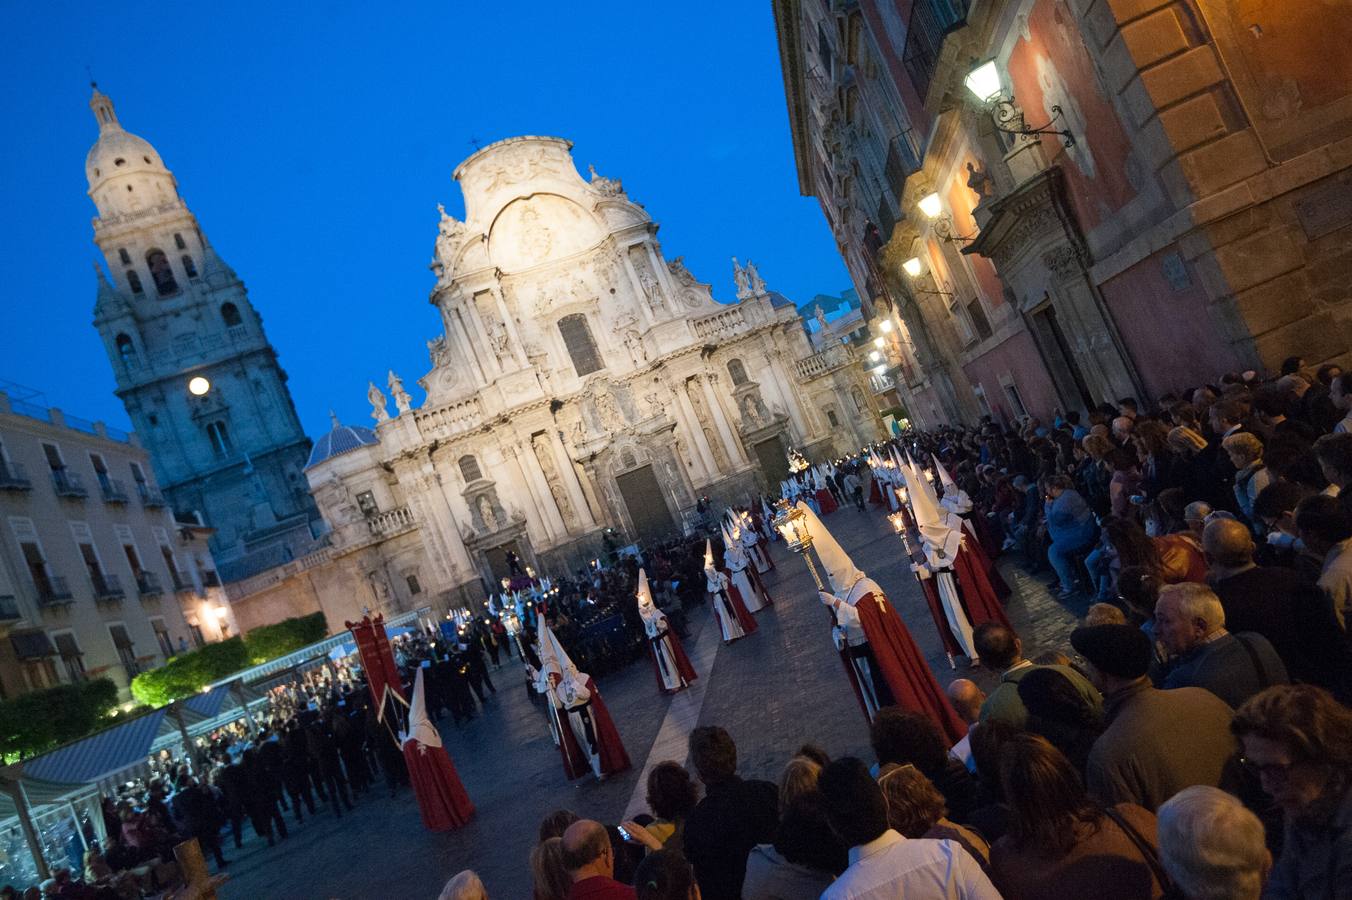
305, 414, 378, 469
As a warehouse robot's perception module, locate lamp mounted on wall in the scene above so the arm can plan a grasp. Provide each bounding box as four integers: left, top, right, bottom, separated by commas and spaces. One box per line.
916, 192, 976, 244
964, 60, 1076, 148
901, 257, 955, 301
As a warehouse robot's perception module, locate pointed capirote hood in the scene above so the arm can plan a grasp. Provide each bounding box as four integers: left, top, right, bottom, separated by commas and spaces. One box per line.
400, 666, 442, 749
703, 538, 716, 574
537, 616, 578, 681
794, 500, 864, 595
932, 454, 959, 492
636, 567, 655, 612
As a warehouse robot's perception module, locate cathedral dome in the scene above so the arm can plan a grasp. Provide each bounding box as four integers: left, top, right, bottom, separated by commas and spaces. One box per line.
305, 414, 379, 469
84, 88, 168, 188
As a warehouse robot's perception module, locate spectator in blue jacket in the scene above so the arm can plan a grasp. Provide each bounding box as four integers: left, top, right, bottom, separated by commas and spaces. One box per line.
1044, 476, 1098, 599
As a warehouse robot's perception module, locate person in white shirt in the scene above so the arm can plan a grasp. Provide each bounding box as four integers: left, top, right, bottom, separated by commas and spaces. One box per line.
818, 757, 1000, 900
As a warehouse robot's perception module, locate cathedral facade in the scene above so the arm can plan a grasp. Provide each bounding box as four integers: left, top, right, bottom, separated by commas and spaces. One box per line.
300, 136, 881, 611
85, 88, 321, 575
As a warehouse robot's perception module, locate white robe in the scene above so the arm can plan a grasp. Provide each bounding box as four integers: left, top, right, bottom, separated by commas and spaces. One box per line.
706, 572, 745, 643
727, 565, 765, 613
642, 609, 686, 692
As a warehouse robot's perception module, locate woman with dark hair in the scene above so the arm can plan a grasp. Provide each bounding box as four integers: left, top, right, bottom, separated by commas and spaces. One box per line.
643, 762, 698, 852
989, 734, 1166, 900
530, 837, 570, 900
1017, 667, 1104, 777
1132, 420, 1181, 501
1088, 518, 1162, 603
1107, 448, 1143, 520
1231, 684, 1352, 897
742, 793, 845, 899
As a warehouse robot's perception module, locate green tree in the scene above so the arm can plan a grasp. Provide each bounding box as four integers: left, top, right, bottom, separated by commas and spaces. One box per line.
0, 678, 119, 762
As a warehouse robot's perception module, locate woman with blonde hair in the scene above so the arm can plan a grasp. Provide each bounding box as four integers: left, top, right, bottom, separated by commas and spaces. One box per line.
1223, 432, 1271, 526
777, 756, 821, 812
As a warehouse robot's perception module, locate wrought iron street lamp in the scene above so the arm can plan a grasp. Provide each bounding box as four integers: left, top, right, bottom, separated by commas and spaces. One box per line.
964, 59, 1076, 148
916, 193, 975, 245
772, 501, 826, 591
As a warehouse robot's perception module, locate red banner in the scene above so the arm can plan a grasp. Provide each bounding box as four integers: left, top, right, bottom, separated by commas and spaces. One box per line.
346, 614, 406, 709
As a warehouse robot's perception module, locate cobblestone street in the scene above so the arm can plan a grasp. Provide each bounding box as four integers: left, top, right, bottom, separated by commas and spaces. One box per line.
219, 504, 1079, 898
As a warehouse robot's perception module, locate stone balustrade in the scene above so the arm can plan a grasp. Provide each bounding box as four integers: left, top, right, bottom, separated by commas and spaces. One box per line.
367, 506, 416, 538
414, 396, 485, 439
794, 344, 851, 379
693, 307, 749, 341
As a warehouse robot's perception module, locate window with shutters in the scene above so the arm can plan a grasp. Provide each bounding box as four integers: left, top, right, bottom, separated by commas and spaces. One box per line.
558, 314, 603, 377
458, 455, 482, 483
54, 633, 85, 681
966, 298, 993, 341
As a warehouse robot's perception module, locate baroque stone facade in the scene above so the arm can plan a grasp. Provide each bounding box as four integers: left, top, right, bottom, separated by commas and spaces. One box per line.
304, 136, 878, 609
774, 0, 1352, 428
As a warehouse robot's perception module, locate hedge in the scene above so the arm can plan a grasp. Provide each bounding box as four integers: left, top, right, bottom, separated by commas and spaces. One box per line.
243, 612, 328, 664
0, 678, 118, 762
130, 612, 330, 706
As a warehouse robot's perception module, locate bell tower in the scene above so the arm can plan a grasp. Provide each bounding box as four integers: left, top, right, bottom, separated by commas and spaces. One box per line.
87, 86, 319, 568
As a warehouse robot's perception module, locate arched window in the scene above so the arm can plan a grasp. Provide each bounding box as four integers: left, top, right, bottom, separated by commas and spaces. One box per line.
145, 249, 179, 297
851, 388, 866, 414
118, 248, 131, 265
727, 359, 750, 386
173, 233, 186, 250
458, 455, 482, 483
220, 303, 242, 327
181, 255, 198, 278
206, 421, 232, 457
558, 314, 603, 377
126, 270, 144, 294
115, 334, 137, 365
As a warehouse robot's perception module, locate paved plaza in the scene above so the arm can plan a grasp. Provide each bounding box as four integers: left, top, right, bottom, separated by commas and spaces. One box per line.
219, 505, 1079, 898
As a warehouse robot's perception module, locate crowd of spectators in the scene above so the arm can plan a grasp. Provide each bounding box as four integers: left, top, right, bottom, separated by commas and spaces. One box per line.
436, 358, 1352, 899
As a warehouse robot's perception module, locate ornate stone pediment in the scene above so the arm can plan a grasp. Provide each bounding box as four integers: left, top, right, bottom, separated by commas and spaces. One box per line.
962, 167, 1085, 274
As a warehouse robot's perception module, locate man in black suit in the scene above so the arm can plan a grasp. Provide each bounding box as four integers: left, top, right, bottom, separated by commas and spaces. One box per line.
1204, 517, 1349, 694
682, 726, 779, 900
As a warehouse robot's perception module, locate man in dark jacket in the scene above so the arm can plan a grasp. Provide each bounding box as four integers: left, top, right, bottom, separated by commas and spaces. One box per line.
682, 726, 778, 900
171, 776, 227, 869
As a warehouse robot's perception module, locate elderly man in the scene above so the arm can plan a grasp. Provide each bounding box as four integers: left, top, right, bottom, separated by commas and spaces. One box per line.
1071, 624, 1236, 811
1204, 517, 1346, 691
561, 819, 635, 899
1157, 786, 1270, 900
1110, 415, 1134, 445
945, 679, 985, 771
1154, 582, 1287, 708
974, 623, 1100, 728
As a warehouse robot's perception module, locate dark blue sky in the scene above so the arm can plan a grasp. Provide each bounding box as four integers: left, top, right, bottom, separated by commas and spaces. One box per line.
2, 1, 849, 441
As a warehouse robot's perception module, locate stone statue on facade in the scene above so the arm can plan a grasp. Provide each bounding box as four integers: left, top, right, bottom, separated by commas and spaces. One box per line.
427, 335, 450, 368
644, 392, 663, 418
587, 164, 625, 198
433, 204, 467, 279
477, 494, 499, 532
814, 303, 830, 336
732, 257, 751, 299
368, 382, 390, 423
484, 314, 511, 358
636, 265, 663, 310
668, 257, 699, 288
745, 260, 766, 296
966, 162, 995, 202
595, 389, 623, 430
388, 370, 412, 414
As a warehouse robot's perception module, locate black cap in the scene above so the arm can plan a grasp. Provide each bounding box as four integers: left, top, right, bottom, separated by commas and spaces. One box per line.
1070, 624, 1151, 680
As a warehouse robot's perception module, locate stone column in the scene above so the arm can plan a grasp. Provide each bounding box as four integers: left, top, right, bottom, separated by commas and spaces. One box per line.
548, 429, 595, 528
522, 437, 570, 536
405, 463, 473, 583
499, 445, 553, 545
445, 313, 488, 387
766, 348, 810, 442
462, 293, 503, 378
672, 380, 717, 477
618, 245, 657, 327
699, 374, 749, 467
491, 285, 530, 369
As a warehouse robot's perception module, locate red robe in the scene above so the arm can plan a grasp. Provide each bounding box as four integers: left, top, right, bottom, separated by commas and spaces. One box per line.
919, 576, 964, 658
868, 477, 884, 505
648, 628, 698, 693
954, 543, 1013, 630
815, 489, 839, 515
402, 741, 474, 832
720, 572, 759, 635
854, 589, 966, 745
556, 676, 631, 780
961, 522, 1011, 599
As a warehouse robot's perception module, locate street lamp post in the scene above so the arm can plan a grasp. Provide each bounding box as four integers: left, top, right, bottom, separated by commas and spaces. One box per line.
771, 501, 825, 592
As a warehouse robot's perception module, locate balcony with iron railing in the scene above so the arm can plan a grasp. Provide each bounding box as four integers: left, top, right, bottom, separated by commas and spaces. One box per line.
0, 594, 21, 622
902, 0, 970, 100
91, 572, 125, 601
51, 469, 87, 498
36, 575, 73, 606
99, 476, 130, 504
137, 483, 167, 507
0, 461, 31, 491
135, 571, 164, 598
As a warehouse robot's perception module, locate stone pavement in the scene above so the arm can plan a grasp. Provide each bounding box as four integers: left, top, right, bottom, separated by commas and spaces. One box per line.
218, 504, 1079, 899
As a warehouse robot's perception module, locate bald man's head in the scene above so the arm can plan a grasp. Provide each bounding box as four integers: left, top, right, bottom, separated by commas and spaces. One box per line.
1203, 518, 1255, 569
560, 820, 611, 878
946, 679, 985, 724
